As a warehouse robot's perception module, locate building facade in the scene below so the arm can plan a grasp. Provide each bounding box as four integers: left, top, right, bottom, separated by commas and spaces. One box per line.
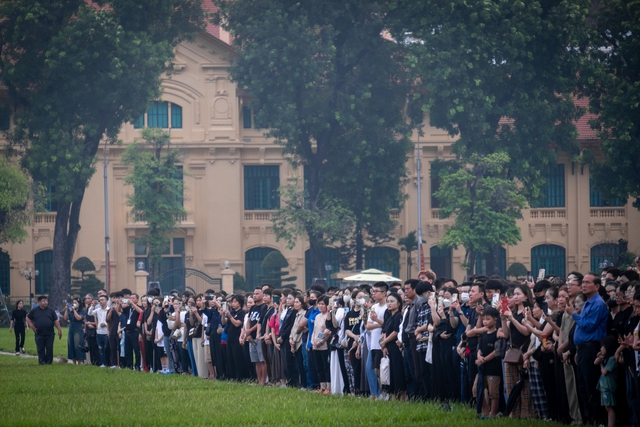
1, 31, 639, 298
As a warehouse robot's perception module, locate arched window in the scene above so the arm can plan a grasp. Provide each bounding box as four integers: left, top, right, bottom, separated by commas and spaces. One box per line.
531, 244, 566, 278
430, 246, 452, 280
305, 247, 340, 289
590, 243, 619, 272
366, 247, 400, 279
245, 247, 278, 288
34, 250, 53, 294
0, 250, 10, 295
476, 247, 507, 278
134, 101, 183, 129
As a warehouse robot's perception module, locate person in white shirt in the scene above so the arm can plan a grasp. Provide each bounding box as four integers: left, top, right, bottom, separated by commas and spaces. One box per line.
88, 294, 110, 367
365, 282, 389, 398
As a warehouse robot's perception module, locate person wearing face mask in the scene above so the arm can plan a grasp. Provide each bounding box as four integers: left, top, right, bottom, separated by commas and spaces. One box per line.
304, 291, 321, 391
345, 290, 364, 395
63, 297, 86, 365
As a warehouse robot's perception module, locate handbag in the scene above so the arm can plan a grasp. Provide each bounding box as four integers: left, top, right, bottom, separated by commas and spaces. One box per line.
504, 346, 523, 364
380, 355, 390, 386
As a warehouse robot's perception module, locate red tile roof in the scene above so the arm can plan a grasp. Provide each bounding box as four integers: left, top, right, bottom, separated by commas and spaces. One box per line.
574, 97, 599, 140
202, 0, 221, 39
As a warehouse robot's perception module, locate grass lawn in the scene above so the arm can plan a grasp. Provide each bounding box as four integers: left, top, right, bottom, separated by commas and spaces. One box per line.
0, 355, 559, 427
0, 326, 68, 357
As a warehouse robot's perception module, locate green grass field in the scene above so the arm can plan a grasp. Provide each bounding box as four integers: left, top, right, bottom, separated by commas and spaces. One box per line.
0, 351, 559, 427
0, 326, 68, 357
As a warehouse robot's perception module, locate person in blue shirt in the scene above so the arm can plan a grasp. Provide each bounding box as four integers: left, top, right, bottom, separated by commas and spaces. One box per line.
565, 272, 610, 425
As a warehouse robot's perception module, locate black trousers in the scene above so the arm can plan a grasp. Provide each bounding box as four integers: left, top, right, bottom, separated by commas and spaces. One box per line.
409, 336, 425, 400
283, 340, 299, 387
226, 336, 248, 381
14, 328, 25, 352
124, 329, 141, 369
108, 333, 119, 367
576, 343, 603, 424
35, 333, 54, 365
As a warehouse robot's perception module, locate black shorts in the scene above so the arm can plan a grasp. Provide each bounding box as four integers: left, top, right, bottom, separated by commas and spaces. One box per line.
371, 349, 383, 370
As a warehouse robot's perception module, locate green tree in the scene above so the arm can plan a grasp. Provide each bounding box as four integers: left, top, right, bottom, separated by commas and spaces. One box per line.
394, 0, 590, 196
0, 157, 30, 244
70, 274, 105, 298
258, 251, 297, 288
122, 128, 186, 281
398, 231, 422, 280
272, 182, 355, 253
506, 262, 528, 279
214, 0, 418, 280
586, 0, 640, 209
233, 272, 249, 293
0, 0, 204, 309
72, 256, 96, 280
434, 153, 526, 277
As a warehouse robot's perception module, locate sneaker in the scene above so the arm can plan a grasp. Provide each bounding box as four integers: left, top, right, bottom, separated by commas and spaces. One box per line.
100, 365, 106, 368
110, 366, 117, 369
21, 348, 26, 354
15, 352, 19, 356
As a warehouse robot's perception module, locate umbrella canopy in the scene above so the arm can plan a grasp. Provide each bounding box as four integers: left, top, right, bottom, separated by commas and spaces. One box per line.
342, 269, 400, 283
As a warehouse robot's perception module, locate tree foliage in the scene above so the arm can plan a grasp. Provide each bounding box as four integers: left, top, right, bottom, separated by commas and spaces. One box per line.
506, 262, 528, 279
214, 0, 419, 280
587, 0, 640, 209
0, 157, 30, 244
72, 256, 96, 280
0, 0, 204, 309
391, 0, 591, 276
434, 153, 526, 275
122, 128, 186, 281
259, 250, 297, 288
398, 231, 422, 280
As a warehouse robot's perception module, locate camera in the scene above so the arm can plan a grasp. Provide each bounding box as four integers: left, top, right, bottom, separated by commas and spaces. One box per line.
204, 295, 214, 301
122, 298, 130, 305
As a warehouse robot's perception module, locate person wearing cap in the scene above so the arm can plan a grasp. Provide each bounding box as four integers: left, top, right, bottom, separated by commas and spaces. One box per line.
26, 295, 62, 365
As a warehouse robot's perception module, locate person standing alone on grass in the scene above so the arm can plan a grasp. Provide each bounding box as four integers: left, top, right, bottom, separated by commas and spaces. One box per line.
9, 300, 27, 355
25, 295, 62, 365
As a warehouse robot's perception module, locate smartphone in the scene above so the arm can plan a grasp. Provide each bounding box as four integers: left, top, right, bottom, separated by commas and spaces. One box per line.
541, 334, 547, 348
452, 294, 458, 303
501, 297, 508, 312
222, 302, 227, 312
491, 293, 500, 307
273, 295, 281, 305
438, 296, 444, 307
538, 269, 545, 281
526, 271, 533, 282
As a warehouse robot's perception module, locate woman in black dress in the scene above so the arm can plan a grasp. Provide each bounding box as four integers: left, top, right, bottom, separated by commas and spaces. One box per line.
9, 300, 27, 355
381, 292, 407, 400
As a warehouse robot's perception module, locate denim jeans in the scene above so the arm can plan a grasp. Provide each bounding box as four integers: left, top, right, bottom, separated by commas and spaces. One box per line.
366, 350, 381, 397
96, 333, 108, 366
163, 336, 175, 373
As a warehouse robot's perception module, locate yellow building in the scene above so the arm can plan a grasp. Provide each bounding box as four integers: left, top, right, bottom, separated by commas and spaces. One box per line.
1, 30, 639, 299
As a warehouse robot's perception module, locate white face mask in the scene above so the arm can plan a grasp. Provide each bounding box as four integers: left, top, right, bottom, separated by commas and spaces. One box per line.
73, 303, 79, 309
357, 298, 366, 306
460, 293, 470, 303
343, 295, 351, 304
147, 297, 154, 304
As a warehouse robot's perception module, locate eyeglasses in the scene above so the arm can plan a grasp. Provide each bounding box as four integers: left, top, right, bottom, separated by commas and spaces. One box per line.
371, 290, 381, 294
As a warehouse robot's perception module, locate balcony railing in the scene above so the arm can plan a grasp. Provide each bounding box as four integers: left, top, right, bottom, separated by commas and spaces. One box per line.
590, 208, 626, 218
128, 212, 189, 223
529, 209, 566, 219
34, 212, 57, 224
244, 211, 274, 221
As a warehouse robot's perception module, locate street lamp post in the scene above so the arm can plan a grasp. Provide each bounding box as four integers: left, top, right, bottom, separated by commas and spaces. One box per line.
23, 267, 39, 308
416, 123, 425, 272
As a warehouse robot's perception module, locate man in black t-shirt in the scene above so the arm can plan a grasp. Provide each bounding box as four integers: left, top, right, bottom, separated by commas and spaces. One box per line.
26, 295, 62, 365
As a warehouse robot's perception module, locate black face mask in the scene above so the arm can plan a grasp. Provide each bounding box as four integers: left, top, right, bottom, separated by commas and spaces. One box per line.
309, 299, 317, 306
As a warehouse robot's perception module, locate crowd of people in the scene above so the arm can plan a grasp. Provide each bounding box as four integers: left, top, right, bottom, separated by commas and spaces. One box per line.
9, 256, 640, 426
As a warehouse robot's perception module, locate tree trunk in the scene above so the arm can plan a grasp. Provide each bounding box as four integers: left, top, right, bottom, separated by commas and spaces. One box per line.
48, 134, 100, 311
354, 227, 364, 270
465, 249, 476, 279
50, 194, 83, 311
307, 233, 326, 288
485, 245, 501, 277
